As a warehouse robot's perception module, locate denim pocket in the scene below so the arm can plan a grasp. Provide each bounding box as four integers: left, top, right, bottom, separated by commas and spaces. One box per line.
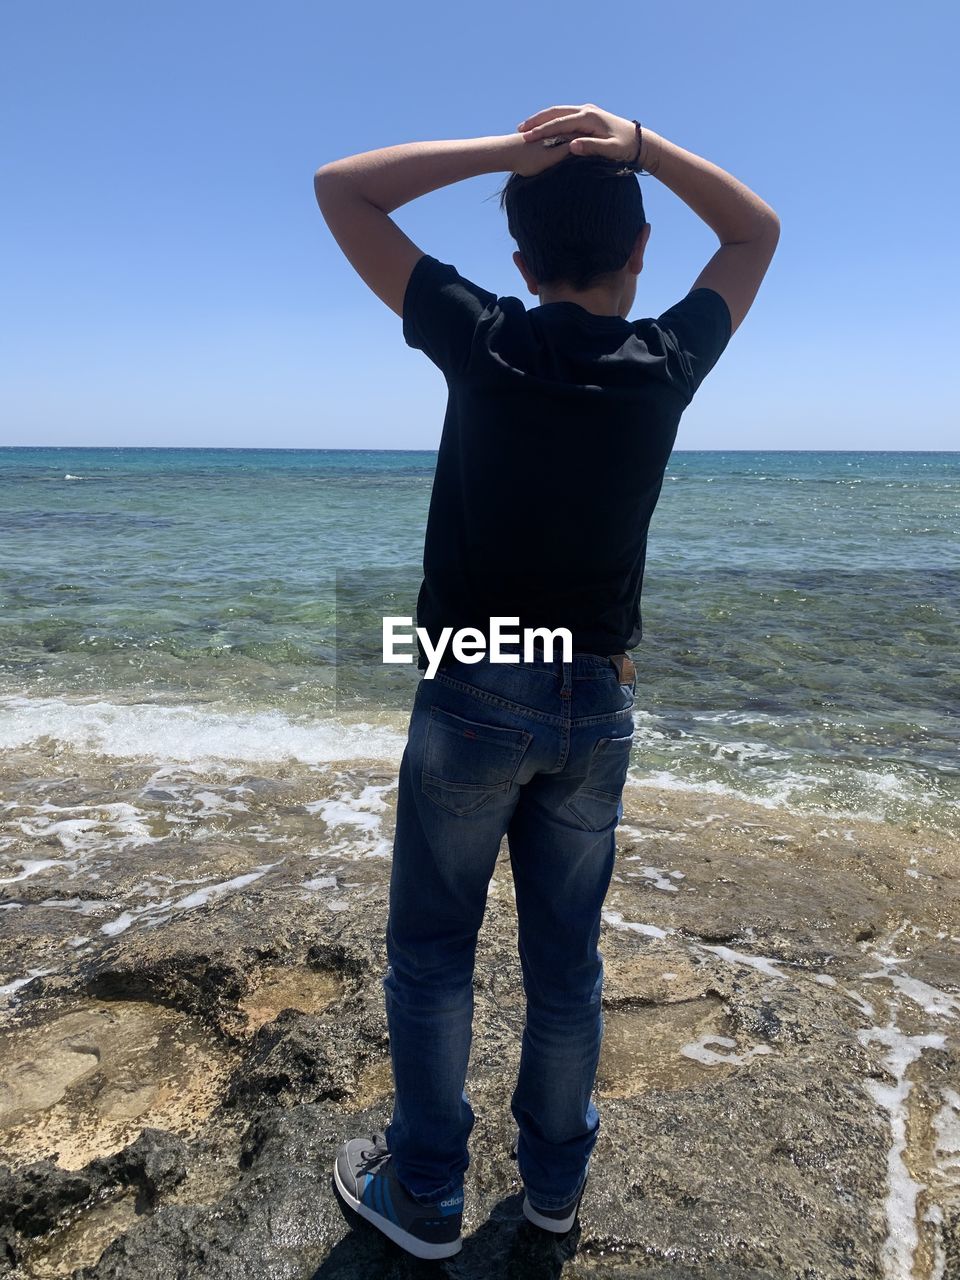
563, 733, 634, 832
421, 706, 532, 816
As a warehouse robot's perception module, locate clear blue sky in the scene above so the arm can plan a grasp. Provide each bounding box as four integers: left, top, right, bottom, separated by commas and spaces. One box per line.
2, 1, 957, 450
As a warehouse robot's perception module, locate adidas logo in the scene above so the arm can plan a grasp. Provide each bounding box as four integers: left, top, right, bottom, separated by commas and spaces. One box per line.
439, 1195, 463, 1209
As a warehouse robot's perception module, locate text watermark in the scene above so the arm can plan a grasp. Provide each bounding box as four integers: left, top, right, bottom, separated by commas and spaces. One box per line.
383, 617, 573, 679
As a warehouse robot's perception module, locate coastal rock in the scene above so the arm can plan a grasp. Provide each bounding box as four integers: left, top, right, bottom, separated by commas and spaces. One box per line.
1, 758, 958, 1277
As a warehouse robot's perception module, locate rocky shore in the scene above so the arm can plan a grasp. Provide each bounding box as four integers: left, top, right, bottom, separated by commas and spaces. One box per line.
1, 749, 958, 1278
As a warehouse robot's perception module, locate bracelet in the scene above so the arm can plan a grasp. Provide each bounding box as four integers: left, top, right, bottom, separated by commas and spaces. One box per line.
626, 118, 643, 173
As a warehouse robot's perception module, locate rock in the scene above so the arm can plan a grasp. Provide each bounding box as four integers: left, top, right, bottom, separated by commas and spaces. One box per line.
1, 760, 957, 1275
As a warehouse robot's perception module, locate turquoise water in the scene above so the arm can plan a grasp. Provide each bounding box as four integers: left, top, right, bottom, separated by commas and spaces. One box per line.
1, 447, 957, 829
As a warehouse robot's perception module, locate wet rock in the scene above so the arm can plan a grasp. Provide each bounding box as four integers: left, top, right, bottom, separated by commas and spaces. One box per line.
227, 1008, 358, 1108
99, 1129, 189, 1205
0, 759, 957, 1275
0, 1130, 186, 1275
238, 963, 343, 1035
0, 1159, 94, 1243
83, 949, 249, 1027
0, 997, 234, 1171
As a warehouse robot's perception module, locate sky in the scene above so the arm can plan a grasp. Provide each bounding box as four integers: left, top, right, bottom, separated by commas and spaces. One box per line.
1, 1, 957, 451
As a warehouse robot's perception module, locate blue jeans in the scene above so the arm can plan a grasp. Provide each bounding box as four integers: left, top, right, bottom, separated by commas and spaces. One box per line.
383, 651, 636, 1210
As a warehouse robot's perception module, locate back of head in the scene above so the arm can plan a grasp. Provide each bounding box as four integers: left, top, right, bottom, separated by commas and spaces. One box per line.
498, 155, 646, 293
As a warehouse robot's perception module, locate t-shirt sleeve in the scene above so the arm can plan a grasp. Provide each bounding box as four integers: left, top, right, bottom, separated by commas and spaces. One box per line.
653, 287, 732, 402
402, 254, 499, 378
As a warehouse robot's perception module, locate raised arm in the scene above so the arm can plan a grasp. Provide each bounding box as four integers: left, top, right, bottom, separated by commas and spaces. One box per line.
516, 105, 780, 335
314, 132, 575, 317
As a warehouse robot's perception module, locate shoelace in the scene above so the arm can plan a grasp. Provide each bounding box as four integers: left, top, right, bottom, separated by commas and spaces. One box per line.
357, 1131, 390, 1172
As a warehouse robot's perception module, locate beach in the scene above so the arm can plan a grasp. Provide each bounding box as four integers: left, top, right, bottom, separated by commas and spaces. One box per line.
1, 447, 958, 1277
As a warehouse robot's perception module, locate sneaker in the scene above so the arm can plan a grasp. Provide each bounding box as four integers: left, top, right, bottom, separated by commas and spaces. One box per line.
522, 1176, 587, 1234
333, 1131, 463, 1260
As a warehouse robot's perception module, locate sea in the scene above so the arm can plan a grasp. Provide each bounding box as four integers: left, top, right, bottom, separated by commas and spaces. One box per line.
1, 446, 957, 834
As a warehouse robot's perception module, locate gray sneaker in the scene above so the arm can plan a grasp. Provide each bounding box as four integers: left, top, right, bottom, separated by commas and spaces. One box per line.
522, 1174, 588, 1234
333, 1131, 463, 1260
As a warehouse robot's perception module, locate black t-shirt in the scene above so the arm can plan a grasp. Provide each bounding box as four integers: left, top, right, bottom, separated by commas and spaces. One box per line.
402, 254, 731, 669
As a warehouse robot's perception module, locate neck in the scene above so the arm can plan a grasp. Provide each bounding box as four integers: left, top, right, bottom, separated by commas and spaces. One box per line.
538, 283, 628, 318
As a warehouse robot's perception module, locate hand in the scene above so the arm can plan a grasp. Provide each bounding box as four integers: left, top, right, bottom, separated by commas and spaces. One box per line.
516, 104, 638, 165
503, 129, 580, 178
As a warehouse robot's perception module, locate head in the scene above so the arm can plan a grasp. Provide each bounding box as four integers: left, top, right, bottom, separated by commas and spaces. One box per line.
498, 154, 651, 318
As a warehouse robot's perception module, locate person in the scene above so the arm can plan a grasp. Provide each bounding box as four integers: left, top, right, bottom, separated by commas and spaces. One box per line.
314, 103, 779, 1260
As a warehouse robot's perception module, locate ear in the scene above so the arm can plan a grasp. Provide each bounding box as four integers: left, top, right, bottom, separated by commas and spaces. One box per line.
628, 224, 652, 275
512, 250, 540, 296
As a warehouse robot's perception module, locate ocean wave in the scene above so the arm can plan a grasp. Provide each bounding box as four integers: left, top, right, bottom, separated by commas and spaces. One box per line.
0, 695, 407, 767
624, 756, 943, 827
0, 694, 951, 831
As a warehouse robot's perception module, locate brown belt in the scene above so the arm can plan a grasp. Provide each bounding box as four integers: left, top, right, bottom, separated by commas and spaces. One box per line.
609, 653, 636, 685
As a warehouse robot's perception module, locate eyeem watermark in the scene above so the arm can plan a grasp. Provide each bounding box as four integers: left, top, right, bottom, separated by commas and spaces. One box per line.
383, 617, 572, 679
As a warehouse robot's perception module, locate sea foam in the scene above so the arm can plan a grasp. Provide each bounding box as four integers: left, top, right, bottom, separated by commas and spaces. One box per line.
0, 695, 406, 767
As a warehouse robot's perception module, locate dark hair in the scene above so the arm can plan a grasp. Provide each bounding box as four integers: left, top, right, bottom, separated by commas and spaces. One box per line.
497, 154, 646, 292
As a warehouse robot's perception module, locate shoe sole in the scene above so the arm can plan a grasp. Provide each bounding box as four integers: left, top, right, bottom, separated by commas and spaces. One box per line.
333, 1161, 463, 1260
522, 1193, 579, 1233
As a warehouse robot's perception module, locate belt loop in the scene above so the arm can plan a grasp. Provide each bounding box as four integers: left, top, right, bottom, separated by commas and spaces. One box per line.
560, 656, 572, 696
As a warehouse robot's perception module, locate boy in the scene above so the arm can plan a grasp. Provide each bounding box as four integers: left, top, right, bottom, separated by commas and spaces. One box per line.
314, 103, 779, 1259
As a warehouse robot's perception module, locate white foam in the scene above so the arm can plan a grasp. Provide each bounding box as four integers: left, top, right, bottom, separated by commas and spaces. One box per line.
626, 769, 811, 811
706, 740, 794, 764
602, 910, 671, 939
625, 757, 938, 826
172, 863, 278, 911
857, 1022, 947, 1280
617, 824, 681, 843
305, 779, 395, 831
926, 1203, 946, 1280
307, 799, 381, 833
302, 875, 337, 892
0, 966, 55, 997
862, 957, 960, 1021
620, 861, 682, 892
849, 766, 921, 800
691, 709, 794, 727
841, 987, 877, 1019
684, 813, 727, 827
697, 944, 789, 980
0, 858, 77, 885
932, 1088, 960, 1168
101, 902, 172, 937
191, 790, 251, 815
304, 781, 396, 857
0, 695, 407, 767
17, 801, 161, 854
38, 897, 108, 916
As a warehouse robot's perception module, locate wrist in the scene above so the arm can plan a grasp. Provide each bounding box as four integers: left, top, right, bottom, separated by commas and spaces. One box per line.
495, 133, 529, 167
638, 128, 663, 175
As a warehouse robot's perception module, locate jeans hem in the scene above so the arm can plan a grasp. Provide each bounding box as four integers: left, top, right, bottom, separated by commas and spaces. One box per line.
523, 1170, 588, 1211
389, 1153, 464, 1205
400, 1176, 464, 1205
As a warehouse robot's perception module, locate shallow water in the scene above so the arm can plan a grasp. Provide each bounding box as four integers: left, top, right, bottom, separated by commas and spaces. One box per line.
2, 446, 957, 831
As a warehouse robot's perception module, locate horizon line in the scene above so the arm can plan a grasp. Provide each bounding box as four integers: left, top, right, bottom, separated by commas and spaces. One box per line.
2, 445, 958, 455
